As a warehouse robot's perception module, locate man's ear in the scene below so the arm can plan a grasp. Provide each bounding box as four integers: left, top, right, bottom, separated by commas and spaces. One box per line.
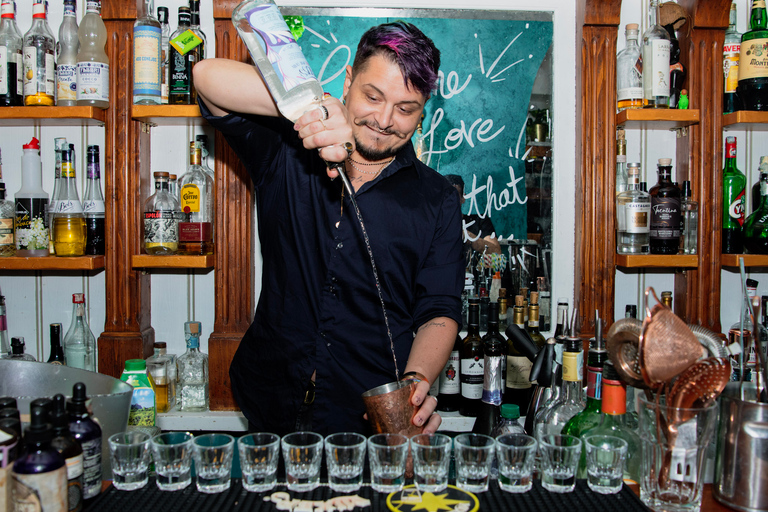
342, 65, 353, 100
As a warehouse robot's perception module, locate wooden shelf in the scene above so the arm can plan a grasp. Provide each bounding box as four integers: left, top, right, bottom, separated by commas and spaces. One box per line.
0, 255, 105, 270
132, 254, 214, 269
0, 106, 106, 126
616, 109, 700, 129
616, 254, 699, 268
721, 254, 768, 267
131, 104, 203, 125
722, 111, 768, 131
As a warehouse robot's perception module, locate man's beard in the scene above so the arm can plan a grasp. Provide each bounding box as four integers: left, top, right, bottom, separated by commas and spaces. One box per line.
353, 118, 410, 162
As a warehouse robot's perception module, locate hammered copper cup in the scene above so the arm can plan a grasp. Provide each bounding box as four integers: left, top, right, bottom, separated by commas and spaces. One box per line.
362, 380, 422, 437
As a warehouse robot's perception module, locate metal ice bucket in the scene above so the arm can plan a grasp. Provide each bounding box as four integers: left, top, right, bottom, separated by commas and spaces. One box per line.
0, 359, 133, 479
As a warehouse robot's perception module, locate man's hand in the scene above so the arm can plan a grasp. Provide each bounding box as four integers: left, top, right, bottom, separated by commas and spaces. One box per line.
409, 379, 442, 434
294, 97, 355, 179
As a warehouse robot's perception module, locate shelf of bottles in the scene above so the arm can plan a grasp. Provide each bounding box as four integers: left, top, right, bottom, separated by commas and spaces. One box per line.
615, 254, 698, 268
0, 107, 106, 126
131, 105, 203, 126
720, 254, 768, 268
131, 254, 214, 269
722, 111, 768, 131
615, 109, 700, 130
0, 255, 105, 271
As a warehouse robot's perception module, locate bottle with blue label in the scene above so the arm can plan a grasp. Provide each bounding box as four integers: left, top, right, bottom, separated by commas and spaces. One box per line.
120, 359, 157, 425
76, 0, 109, 108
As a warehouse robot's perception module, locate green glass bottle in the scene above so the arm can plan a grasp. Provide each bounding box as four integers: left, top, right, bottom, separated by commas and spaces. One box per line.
723, 136, 747, 253
738, 0, 768, 110
744, 161, 768, 253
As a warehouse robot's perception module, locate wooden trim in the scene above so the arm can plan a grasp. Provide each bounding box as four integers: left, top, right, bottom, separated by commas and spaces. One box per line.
102, 0, 139, 21
721, 254, 768, 268
132, 255, 215, 269
213, 0, 240, 20
583, 0, 622, 26
0, 256, 104, 271
616, 109, 700, 129
0, 106, 105, 125
615, 254, 699, 268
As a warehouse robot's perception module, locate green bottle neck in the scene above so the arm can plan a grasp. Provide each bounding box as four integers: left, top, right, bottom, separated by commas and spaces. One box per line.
751, 1, 767, 30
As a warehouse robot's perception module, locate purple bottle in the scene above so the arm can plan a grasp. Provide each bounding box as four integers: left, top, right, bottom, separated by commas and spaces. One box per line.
67, 383, 102, 502
51, 394, 84, 512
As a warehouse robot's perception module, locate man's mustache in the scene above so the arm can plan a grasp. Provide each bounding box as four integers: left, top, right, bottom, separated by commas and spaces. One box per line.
354, 118, 407, 138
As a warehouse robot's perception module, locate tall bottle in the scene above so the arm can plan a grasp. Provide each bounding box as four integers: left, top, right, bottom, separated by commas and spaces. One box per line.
177, 320, 209, 411
178, 141, 213, 255
50, 394, 83, 512
534, 337, 585, 442
616, 24, 643, 111
143, 171, 179, 254
561, 339, 608, 443
76, 0, 109, 108
744, 166, 768, 253
738, 0, 768, 111
460, 300, 483, 417
168, 7, 200, 105
615, 128, 627, 195
680, 180, 699, 255
641, 0, 671, 108
232, 0, 325, 122
133, 0, 161, 104
67, 383, 101, 501
49, 137, 68, 254
617, 162, 651, 254
47, 323, 65, 364
0, 0, 23, 106
436, 333, 461, 413
472, 302, 506, 436
15, 137, 49, 257
504, 295, 533, 410
189, 0, 206, 59
724, 2, 742, 114
56, 0, 78, 106
63, 293, 96, 372
0, 150, 14, 257
53, 147, 86, 257
649, 158, 681, 254
157, 6, 169, 104
196, 134, 215, 180
146, 343, 171, 413
723, 136, 746, 253
148, 341, 176, 410
82, 145, 104, 255
22, 1, 55, 106
0, 295, 8, 357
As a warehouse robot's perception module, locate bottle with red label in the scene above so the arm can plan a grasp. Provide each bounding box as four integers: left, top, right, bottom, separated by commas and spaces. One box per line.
177, 141, 213, 255
723, 136, 746, 254
649, 158, 681, 254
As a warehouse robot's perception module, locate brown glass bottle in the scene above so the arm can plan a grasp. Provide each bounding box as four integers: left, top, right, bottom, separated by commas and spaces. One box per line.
460, 300, 484, 417
649, 158, 681, 254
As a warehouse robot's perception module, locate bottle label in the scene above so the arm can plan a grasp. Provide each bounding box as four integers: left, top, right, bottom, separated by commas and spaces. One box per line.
86, 163, 100, 180
438, 350, 460, 395
617, 86, 643, 102
144, 211, 178, 244
601, 378, 627, 415
0, 216, 12, 245
54, 199, 84, 214
0, 46, 7, 95
586, 366, 603, 400
505, 355, 533, 389
728, 189, 746, 224
642, 39, 671, 98
624, 201, 651, 234
481, 354, 504, 405
169, 29, 202, 56
169, 49, 194, 96
83, 199, 105, 214
178, 221, 212, 243
80, 437, 101, 499
739, 37, 768, 80
244, 5, 318, 92
180, 183, 200, 213
57, 63, 77, 102
133, 25, 162, 97
76, 62, 109, 102
460, 357, 483, 399
723, 43, 740, 93
0, 2, 14, 16
15, 198, 49, 251
650, 197, 681, 239
23, 47, 55, 97
12, 466, 68, 512
562, 351, 583, 382
65, 453, 84, 479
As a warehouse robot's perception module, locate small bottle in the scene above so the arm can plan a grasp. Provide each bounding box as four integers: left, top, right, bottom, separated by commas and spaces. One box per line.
649, 158, 681, 254
143, 171, 179, 255
49, 137, 69, 254
680, 180, 698, 255
534, 336, 585, 442
53, 147, 86, 257
0, 296, 9, 357
641, 0, 671, 108
472, 302, 506, 436
0, 0, 23, 106
178, 141, 213, 255
615, 128, 627, 196
168, 7, 200, 105
63, 293, 96, 372
50, 394, 84, 512
617, 162, 651, 254
157, 6, 169, 104
177, 320, 209, 412
661, 291, 673, 309
133, 0, 161, 104
436, 333, 461, 413
120, 359, 157, 425
738, 0, 768, 111
0, 149, 15, 257
146, 342, 173, 413
15, 137, 49, 257
722, 136, 746, 254
22, 1, 55, 106
82, 145, 105, 255
67, 382, 101, 501
460, 300, 483, 417
56, 0, 79, 106
9, 336, 35, 361
47, 323, 65, 364
724, 2, 742, 114
76, 0, 109, 108
616, 24, 643, 111
155, 341, 177, 410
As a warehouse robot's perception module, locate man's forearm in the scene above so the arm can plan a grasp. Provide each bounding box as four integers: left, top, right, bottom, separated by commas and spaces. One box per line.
193, 58, 280, 118
406, 317, 459, 385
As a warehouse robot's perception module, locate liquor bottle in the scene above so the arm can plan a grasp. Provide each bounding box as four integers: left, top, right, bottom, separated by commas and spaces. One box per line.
53, 146, 86, 257
232, 0, 325, 122
63, 293, 96, 372
66, 383, 101, 501
177, 320, 209, 412
146, 342, 172, 413
9, 337, 35, 360
143, 171, 179, 254
168, 7, 200, 105
526, 294, 546, 353
157, 6, 169, 104
661, 291, 673, 309
472, 302, 506, 436
49, 137, 68, 254
625, 304, 637, 318
460, 300, 483, 417
744, 167, 768, 253
617, 162, 651, 254
178, 141, 213, 255
56, 0, 78, 106
649, 158, 681, 254
189, 0, 206, 59
738, 0, 768, 111
0, 295, 8, 357
76, 0, 109, 108
724, 2, 742, 114
436, 334, 461, 413
723, 136, 746, 253
554, 298, 568, 338
616, 24, 643, 112
504, 296, 533, 410
82, 145, 105, 255
50, 394, 83, 512
751, 156, 768, 212
196, 134, 215, 180
47, 323, 65, 364
680, 180, 699, 255
478, 287, 489, 333
0, 0, 23, 106
666, 26, 686, 109
155, 341, 177, 410
537, 277, 551, 332
641, 0, 671, 108
615, 128, 627, 195
0, 151, 14, 257
534, 337, 585, 442
12, 404, 67, 511
133, 0, 161, 104
22, 1, 55, 106
15, 137, 48, 257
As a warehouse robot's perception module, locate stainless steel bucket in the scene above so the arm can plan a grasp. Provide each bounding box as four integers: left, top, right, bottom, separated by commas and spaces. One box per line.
713, 382, 768, 512
0, 359, 133, 479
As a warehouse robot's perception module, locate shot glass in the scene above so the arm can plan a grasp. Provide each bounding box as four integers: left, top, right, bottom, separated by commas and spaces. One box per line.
324, 432, 367, 493
238, 433, 280, 492
367, 433, 409, 493
495, 434, 537, 493
410, 433, 452, 493
282, 431, 323, 492
453, 433, 496, 493
192, 433, 235, 493
108, 431, 151, 491
150, 432, 194, 491
584, 435, 627, 495
538, 434, 582, 493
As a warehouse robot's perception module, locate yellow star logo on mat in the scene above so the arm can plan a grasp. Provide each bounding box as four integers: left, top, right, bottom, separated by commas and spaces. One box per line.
405, 492, 467, 512
387, 485, 478, 512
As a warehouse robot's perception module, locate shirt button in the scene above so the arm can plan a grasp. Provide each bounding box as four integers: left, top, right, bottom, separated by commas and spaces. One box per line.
331, 276, 338, 283
327, 342, 331, 347
336, 242, 343, 250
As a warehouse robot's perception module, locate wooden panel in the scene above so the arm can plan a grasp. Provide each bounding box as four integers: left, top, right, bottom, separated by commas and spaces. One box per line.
213, 0, 240, 20
678, 0, 732, 29
723, 111, 768, 130
0, 256, 104, 270
584, 0, 622, 26
0, 106, 105, 125
616, 109, 700, 129
132, 254, 214, 269
721, 254, 768, 267
615, 254, 699, 268
102, 0, 139, 20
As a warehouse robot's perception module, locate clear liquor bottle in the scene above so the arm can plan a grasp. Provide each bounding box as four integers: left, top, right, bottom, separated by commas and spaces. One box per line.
168, 7, 200, 105
9, 336, 34, 360
724, 2, 742, 114
617, 162, 651, 254
63, 293, 96, 371
76, 0, 109, 108
156, 341, 177, 410
196, 134, 214, 180
157, 6, 169, 104
641, 0, 671, 108
722, 136, 746, 253
146, 342, 171, 413
0, 149, 14, 256
0, 0, 23, 106
178, 141, 213, 255
744, 167, 768, 253
460, 300, 483, 417
169, 173, 178, 198
52, 146, 86, 257
649, 158, 681, 254
56, 0, 78, 106
83, 145, 105, 255
615, 128, 627, 196
143, 171, 179, 254
22, 1, 55, 106
534, 337, 585, 442
680, 180, 699, 255
133, 0, 161, 105
177, 320, 209, 412
616, 24, 643, 111
738, 0, 768, 111
48, 137, 68, 254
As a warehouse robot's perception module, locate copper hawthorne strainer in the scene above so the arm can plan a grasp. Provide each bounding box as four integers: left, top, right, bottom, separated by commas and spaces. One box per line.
606, 317, 645, 388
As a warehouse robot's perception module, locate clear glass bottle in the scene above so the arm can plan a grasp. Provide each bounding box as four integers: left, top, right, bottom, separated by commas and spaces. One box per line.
189, 0, 206, 59
168, 7, 200, 105
724, 2, 742, 114
534, 337, 585, 442
744, 167, 768, 253
0, 0, 23, 106
641, 0, 671, 108
48, 137, 68, 254
460, 300, 483, 418
616, 24, 643, 111
56, 0, 78, 106
649, 158, 681, 254
617, 162, 651, 254
22, 1, 55, 106
723, 136, 746, 253
195, 134, 214, 180
76, 0, 109, 108
9, 336, 35, 360
82, 145, 105, 255
0, 295, 9, 357
169, 173, 178, 198
143, 171, 179, 255
472, 302, 506, 436
133, 0, 161, 104
47, 323, 64, 364
157, 6, 169, 104
738, 0, 768, 111
537, 277, 551, 332
178, 141, 213, 255
177, 320, 209, 412
63, 293, 96, 372
145, 344, 170, 413
52, 146, 86, 257
0, 149, 14, 257
680, 180, 699, 255
15, 137, 49, 257
615, 127, 627, 196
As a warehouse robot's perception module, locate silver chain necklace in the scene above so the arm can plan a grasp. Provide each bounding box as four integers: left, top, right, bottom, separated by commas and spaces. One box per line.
347, 157, 395, 176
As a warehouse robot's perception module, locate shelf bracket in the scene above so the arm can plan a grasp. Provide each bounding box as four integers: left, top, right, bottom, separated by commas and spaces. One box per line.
139, 121, 155, 133
674, 126, 689, 138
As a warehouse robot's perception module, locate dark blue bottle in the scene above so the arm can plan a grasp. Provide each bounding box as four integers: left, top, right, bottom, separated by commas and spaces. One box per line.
67, 383, 102, 501
51, 394, 84, 512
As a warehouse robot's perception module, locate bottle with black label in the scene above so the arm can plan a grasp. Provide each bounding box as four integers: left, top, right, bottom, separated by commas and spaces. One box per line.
67, 382, 102, 502
472, 302, 506, 436
649, 158, 681, 254
459, 300, 483, 417
51, 394, 83, 512
436, 333, 461, 412
168, 6, 201, 105
15, 137, 48, 256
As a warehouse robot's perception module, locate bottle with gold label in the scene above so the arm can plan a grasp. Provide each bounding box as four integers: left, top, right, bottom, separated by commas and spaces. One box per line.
143, 171, 179, 254
52, 147, 86, 257
739, 0, 768, 110
0, 148, 14, 256
177, 141, 213, 255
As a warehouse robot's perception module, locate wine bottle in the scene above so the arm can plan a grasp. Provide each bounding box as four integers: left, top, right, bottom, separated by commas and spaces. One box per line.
436, 333, 461, 412
459, 300, 483, 417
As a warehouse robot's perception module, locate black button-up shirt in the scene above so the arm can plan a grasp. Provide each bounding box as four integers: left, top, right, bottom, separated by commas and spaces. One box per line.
203, 103, 464, 435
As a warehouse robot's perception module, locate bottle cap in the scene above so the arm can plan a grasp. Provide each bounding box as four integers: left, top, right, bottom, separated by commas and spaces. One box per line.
72, 293, 85, 304
515, 295, 524, 307
24, 404, 56, 444
681, 180, 692, 197
10, 337, 24, 354
0, 406, 20, 422
726, 136, 736, 144
565, 337, 581, 352
50, 323, 61, 340
30, 397, 52, 419
557, 297, 568, 305
500, 403, 520, 420
153, 171, 170, 179
658, 158, 672, 166
747, 278, 759, 289
169, 174, 177, 180
157, 5, 169, 23
51, 394, 72, 435
23, 137, 40, 150
625, 304, 637, 318
0, 418, 21, 438
124, 359, 147, 371
626, 23, 639, 31
185, 320, 201, 335
154, 341, 167, 349
67, 382, 90, 416
0, 396, 18, 410
530, 291, 539, 305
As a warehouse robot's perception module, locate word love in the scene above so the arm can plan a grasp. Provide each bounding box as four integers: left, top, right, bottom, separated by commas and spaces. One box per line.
263, 492, 371, 512
421, 108, 505, 160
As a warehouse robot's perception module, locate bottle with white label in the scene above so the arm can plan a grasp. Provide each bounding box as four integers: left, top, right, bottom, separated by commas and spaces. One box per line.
53, 146, 86, 257
157, 6, 169, 104
133, 0, 161, 104
83, 145, 105, 255
76, 0, 109, 108
56, 0, 79, 106
22, 1, 55, 106
460, 300, 484, 417
641, 0, 671, 108
0, 0, 23, 106
617, 162, 651, 254
437, 333, 461, 412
